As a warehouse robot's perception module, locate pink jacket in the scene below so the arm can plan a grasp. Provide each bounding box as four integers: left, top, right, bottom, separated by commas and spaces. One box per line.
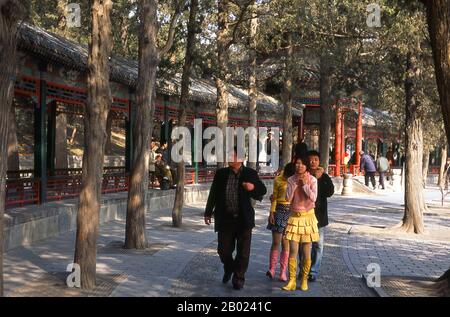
286, 173, 317, 212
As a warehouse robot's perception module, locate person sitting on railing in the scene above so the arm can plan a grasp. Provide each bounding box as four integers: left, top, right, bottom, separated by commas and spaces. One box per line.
157, 142, 170, 163
344, 150, 350, 166
149, 140, 158, 184
155, 154, 173, 190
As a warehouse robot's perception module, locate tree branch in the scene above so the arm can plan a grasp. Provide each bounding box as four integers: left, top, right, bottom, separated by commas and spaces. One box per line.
313, 30, 376, 40
158, 1, 183, 57
227, 12, 269, 26
224, 0, 252, 50
228, 0, 250, 7
256, 43, 307, 61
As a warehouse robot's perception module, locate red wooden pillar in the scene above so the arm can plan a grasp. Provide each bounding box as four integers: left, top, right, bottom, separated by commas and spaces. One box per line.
334, 106, 342, 176
355, 101, 363, 174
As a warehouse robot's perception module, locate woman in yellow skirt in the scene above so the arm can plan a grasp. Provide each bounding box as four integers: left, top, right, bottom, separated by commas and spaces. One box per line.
282, 156, 319, 291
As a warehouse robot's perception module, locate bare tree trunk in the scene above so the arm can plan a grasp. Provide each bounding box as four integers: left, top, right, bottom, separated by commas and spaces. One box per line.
172, 0, 199, 227
125, 0, 181, 247
215, 0, 230, 168
422, 0, 450, 149
281, 32, 293, 167
319, 57, 332, 170
422, 148, 430, 188
7, 104, 20, 172
55, 112, 68, 169
74, 0, 113, 289
0, 0, 23, 297
418, 1, 450, 275
120, 12, 129, 57
401, 52, 426, 234
247, 0, 258, 171
125, 0, 158, 249
438, 145, 448, 187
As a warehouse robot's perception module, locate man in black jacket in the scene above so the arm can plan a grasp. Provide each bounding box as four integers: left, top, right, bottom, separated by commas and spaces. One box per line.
305, 150, 334, 282
204, 148, 267, 290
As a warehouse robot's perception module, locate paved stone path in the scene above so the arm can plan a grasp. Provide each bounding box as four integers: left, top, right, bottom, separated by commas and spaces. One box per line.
4, 186, 449, 297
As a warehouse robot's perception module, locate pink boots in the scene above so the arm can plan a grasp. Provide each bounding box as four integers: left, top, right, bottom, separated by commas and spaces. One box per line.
279, 250, 289, 282
266, 249, 288, 281
266, 249, 279, 279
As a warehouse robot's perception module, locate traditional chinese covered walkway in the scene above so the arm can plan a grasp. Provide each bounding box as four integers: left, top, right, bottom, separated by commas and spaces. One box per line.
6, 23, 303, 209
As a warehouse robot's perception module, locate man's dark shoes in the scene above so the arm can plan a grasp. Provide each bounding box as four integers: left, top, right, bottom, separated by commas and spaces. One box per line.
232, 274, 244, 290
222, 271, 232, 284
232, 281, 244, 290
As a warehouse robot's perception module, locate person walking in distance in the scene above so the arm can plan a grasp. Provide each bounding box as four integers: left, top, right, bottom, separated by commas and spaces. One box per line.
266, 163, 295, 282
360, 151, 377, 189
386, 147, 394, 181
376, 154, 389, 190
204, 147, 267, 290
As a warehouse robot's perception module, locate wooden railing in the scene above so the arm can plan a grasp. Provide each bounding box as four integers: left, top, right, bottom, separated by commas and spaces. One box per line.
184, 167, 196, 185
5, 166, 278, 209
50, 166, 126, 176
198, 167, 216, 183
101, 173, 129, 194
46, 175, 83, 201
328, 165, 360, 177
7, 169, 34, 179
6, 178, 40, 208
